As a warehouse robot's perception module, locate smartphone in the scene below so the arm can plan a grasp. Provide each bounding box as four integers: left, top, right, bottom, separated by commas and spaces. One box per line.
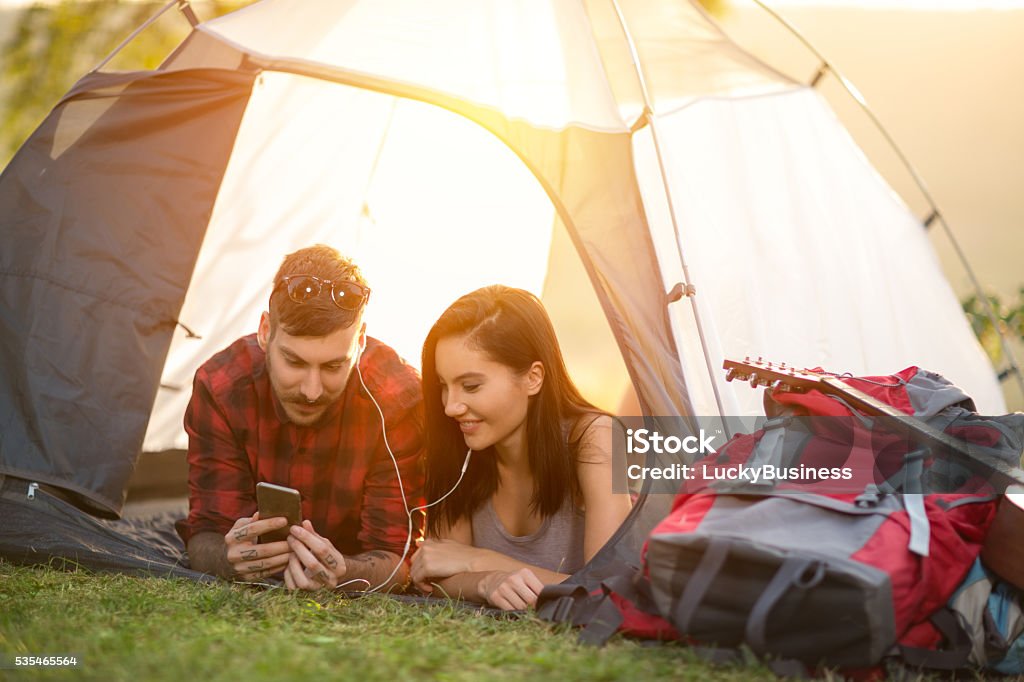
255, 482, 302, 543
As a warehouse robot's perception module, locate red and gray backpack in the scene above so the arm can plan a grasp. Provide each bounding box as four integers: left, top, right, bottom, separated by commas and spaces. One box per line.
538, 365, 1024, 675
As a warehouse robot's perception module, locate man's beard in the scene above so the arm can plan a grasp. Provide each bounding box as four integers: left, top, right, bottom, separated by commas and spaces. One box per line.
265, 353, 339, 422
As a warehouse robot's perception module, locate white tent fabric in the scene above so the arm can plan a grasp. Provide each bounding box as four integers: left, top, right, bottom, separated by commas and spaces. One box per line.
634, 87, 1004, 416
136, 0, 1001, 447
145, 73, 557, 449
199, 0, 795, 126
200, 0, 630, 131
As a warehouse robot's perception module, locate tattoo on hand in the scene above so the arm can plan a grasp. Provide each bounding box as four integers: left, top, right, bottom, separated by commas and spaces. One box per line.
316, 570, 330, 584
241, 549, 258, 560
233, 527, 249, 541
324, 555, 338, 569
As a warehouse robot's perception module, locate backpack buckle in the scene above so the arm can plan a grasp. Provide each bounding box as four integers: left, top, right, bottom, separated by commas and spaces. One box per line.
855, 484, 882, 508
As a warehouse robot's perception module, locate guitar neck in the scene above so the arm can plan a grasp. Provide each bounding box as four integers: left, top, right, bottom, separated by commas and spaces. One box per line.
723, 358, 1024, 490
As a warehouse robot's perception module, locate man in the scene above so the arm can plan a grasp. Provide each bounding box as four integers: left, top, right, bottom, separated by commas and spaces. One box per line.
175, 245, 423, 591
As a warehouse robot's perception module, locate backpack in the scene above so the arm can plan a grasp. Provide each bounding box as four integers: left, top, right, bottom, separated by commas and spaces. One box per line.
539, 365, 1024, 674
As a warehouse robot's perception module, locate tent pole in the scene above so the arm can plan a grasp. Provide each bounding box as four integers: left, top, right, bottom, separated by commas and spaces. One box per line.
177, 0, 200, 28
748, 0, 1024, 400
607, 0, 733, 437
89, 0, 182, 74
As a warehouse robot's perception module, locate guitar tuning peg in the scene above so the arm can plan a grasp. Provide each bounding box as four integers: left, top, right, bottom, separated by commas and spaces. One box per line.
756, 356, 763, 364
749, 373, 760, 388
767, 361, 773, 368
780, 362, 787, 370
744, 355, 750, 362
725, 368, 738, 383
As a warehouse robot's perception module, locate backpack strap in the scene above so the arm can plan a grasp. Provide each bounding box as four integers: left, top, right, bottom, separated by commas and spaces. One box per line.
663, 536, 820, 674
897, 607, 973, 670
671, 536, 730, 633
537, 561, 812, 676
537, 567, 663, 647
579, 575, 635, 646
876, 447, 932, 556
535, 582, 596, 626
746, 556, 824, 654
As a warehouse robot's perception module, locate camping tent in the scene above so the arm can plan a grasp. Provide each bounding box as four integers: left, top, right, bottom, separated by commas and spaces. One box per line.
0, 0, 1003, 570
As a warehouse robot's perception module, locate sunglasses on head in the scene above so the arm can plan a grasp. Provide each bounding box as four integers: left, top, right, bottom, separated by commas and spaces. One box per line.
277, 274, 371, 311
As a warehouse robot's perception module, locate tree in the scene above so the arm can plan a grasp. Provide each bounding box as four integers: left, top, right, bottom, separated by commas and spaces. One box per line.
962, 289, 1024, 366
0, 1, 245, 167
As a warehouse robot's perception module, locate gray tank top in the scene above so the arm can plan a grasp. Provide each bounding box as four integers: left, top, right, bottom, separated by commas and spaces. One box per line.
470, 497, 586, 574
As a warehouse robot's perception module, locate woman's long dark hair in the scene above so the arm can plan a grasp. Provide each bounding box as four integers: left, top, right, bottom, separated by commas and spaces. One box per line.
422, 285, 601, 536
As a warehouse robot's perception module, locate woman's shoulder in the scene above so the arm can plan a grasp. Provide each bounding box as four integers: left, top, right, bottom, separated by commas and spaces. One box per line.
567, 412, 611, 440
567, 412, 614, 465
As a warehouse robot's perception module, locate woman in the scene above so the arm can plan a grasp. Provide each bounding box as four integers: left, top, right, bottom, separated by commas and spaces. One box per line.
410, 285, 632, 610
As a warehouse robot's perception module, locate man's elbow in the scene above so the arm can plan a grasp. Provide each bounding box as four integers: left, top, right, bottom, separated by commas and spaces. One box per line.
186, 532, 232, 579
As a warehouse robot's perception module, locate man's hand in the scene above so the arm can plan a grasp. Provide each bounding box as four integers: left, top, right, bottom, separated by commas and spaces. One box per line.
410, 538, 486, 593
284, 520, 348, 591
224, 512, 292, 580
478, 568, 545, 611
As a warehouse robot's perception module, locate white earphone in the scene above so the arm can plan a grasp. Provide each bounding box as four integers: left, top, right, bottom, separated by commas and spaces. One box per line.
354, 334, 472, 592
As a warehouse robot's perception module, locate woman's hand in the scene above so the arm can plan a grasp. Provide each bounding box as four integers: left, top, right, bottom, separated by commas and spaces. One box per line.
410, 538, 488, 593
478, 568, 545, 610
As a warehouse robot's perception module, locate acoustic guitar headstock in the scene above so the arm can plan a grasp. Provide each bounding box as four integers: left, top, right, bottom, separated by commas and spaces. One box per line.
722, 357, 825, 393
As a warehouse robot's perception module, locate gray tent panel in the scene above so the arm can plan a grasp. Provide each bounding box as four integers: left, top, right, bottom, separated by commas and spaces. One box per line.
0, 68, 256, 517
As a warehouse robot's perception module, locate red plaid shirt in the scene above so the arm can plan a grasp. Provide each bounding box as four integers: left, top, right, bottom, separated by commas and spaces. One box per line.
175, 334, 424, 557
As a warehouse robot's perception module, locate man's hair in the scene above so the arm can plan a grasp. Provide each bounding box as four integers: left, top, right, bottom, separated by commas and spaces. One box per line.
269, 244, 369, 337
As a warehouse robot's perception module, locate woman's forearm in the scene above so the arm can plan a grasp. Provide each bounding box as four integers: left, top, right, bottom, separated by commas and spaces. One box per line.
433, 565, 569, 610
432, 567, 569, 603
430, 571, 489, 602
466, 548, 569, 585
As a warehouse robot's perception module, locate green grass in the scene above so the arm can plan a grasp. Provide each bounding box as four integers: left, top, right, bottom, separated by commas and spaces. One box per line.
0, 561, 779, 682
